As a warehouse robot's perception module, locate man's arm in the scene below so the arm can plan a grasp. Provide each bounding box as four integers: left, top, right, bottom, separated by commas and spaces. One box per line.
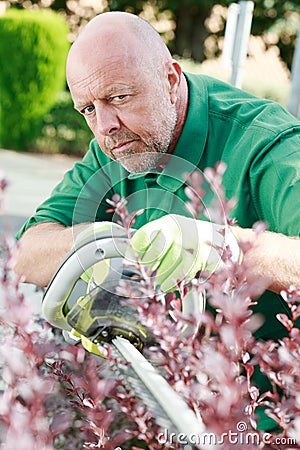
15, 219, 300, 293
233, 226, 300, 294
129, 215, 300, 295
14, 222, 90, 287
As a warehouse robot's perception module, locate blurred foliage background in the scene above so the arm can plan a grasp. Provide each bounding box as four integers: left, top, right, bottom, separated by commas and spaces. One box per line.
0, 8, 69, 150
0, 0, 300, 155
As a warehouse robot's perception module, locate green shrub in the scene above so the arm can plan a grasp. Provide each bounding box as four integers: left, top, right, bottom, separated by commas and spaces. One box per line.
32, 91, 93, 157
0, 8, 69, 150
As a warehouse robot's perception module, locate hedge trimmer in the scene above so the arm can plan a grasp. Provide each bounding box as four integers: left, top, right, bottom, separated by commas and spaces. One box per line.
42, 225, 205, 447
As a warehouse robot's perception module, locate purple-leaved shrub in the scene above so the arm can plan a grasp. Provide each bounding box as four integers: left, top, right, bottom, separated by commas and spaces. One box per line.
0, 165, 299, 449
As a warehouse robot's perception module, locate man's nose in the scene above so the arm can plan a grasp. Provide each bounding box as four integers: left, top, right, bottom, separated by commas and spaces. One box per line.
94, 102, 121, 135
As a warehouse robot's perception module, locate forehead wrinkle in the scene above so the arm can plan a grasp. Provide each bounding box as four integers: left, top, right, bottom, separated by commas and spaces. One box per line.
72, 75, 138, 110
69, 53, 146, 108
68, 49, 143, 87
71, 68, 137, 95
74, 84, 94, 109
69, 67, 105, 89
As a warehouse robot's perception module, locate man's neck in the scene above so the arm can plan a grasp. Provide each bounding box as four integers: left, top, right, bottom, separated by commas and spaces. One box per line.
168, 73, 189, 154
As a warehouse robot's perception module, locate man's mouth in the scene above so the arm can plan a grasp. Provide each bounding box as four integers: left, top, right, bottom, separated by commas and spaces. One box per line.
111, 140, 136, 156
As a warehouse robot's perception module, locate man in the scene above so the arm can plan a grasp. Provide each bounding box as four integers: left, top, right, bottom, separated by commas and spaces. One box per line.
15, 12, 299, 337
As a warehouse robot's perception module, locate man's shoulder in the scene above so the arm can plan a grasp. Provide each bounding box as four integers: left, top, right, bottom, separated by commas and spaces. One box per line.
184, 71, 281, 109
185, 72, 300, 134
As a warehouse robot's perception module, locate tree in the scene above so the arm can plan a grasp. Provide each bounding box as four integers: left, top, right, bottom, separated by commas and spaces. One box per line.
107, 0, 232, 61
108, 0, 300, 67
168, 0, 227, 61
4, 0, 300, 68
251, 0, 300, 70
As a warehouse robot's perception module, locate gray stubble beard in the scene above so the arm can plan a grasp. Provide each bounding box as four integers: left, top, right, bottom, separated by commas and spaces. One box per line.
117, 107, 178, 174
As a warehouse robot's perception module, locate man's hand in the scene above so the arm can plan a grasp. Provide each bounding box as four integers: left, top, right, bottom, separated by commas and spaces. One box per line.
127, 214, 240, 292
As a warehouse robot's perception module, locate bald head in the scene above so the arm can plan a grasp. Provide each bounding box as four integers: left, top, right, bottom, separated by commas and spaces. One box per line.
67, 11, 172, 83
81, 12, 169, 53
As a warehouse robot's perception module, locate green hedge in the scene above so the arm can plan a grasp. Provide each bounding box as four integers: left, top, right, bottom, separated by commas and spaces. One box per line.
0, 8, 69, 150
32, 91, 93, 157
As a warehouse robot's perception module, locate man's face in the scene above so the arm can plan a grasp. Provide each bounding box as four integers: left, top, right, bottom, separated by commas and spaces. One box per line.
68, 40, 177, 173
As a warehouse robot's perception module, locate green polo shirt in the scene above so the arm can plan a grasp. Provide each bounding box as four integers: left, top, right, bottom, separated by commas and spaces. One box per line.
17, 73, 300, 426
17, 71, 300, 311
17, 72, 300, 236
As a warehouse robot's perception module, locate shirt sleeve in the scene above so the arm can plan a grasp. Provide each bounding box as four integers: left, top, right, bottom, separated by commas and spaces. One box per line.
16, 139, 114, 239
250, 130, 300, 237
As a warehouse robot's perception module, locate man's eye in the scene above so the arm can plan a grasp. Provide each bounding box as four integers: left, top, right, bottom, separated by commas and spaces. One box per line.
81, 105, 95, 115
110, 95, 127, 102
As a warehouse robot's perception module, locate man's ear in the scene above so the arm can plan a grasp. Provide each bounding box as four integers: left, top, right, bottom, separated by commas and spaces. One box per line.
166, 60, 182, 104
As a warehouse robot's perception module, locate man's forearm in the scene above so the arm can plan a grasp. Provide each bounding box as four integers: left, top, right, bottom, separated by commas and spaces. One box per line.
233, 226, 300, 294
14, 219, 300, 293
14, 222, 90, 287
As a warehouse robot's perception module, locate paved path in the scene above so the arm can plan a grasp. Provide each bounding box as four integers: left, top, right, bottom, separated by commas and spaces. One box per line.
0, 148, 78, 234
0, 148, 79, 306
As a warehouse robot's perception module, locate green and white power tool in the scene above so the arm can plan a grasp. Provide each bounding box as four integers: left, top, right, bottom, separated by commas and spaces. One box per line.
42, 222, 205, 447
